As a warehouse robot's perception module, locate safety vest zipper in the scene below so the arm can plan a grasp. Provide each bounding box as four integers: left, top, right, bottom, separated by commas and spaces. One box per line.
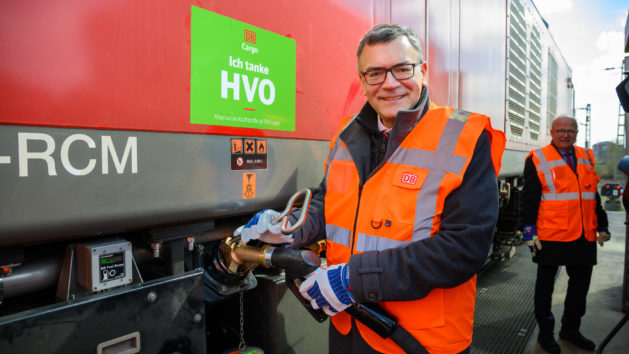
351, 135, 388, 254
350, 185, 363, 255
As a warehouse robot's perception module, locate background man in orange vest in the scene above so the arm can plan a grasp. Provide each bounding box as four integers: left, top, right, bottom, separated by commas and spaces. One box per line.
520, 115, 610, 353
237, 24, 505, 353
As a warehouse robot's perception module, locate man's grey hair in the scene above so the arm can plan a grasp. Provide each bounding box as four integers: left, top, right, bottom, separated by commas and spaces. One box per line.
551, 115, 578, 129
356, 24, 424, 67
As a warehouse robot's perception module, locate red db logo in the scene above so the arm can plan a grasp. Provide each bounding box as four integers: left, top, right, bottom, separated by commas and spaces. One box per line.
244, 29, 256, 44
401, 173, 418, 185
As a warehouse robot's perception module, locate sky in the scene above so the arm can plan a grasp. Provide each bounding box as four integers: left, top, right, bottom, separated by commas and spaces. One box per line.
533, 0, 628, 147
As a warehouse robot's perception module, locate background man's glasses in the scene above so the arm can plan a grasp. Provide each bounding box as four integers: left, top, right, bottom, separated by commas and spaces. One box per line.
361, 62, 422, 85
553, 129, 578, 136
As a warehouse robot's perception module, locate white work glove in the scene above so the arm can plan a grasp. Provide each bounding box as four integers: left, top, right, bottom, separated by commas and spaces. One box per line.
597, 227, 611, 246
234, 209, 294, 244
523, 225, 542, 258
299, 263, 355, 316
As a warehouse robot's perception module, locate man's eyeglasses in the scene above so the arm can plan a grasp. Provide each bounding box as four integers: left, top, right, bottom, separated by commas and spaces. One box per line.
553, 129, 578, 136
361, 62, 422, 85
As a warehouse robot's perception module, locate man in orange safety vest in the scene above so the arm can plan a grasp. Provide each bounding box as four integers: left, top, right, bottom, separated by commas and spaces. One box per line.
236, 24, 505, 353
520, 115, 610, 353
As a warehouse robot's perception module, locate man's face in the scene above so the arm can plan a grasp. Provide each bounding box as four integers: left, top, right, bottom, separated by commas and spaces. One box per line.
550, 117, 578, 151
358, 36, 426, 127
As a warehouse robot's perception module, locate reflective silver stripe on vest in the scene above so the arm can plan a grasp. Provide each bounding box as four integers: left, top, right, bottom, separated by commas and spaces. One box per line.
327, 141, 353, 164
387, 110, 470, 242
324, 118, 355, 185
355, 232, 412, 252
577, 158, 593, 167
542, 192, 579, 201
533, 148, 558, 195
542, 191, 596, 201
324, 142, 352, 186
326, 224, 351, 247
546, 160, 567, 168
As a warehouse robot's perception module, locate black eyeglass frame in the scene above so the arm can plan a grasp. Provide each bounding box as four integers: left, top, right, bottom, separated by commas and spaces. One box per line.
552, 129, 579, 136
361, 62, 423, 85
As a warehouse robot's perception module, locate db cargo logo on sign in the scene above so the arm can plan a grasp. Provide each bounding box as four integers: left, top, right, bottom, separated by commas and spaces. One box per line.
190, 6, 296, 131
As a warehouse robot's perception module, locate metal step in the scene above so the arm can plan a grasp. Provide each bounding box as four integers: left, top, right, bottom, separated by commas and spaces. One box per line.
472, 245, 537, 354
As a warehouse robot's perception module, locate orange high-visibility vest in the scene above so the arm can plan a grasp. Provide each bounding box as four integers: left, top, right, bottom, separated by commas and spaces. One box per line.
529, 145, 599, 242
323, 104, 505, 354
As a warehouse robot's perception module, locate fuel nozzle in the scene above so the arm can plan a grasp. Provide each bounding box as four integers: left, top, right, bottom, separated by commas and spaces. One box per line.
204, 188, 320, 304
220, 236, 322, 279
218, 237, 328, 322
202, 237, 258, 302
203, 235, 323, 302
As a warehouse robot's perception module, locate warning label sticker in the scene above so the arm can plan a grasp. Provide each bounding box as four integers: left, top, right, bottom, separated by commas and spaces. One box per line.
231, 139, 243, 154
231, 138, 267, 170
243, 172, 256, 199
256, 140, 267, 154
244, 139, 256, 154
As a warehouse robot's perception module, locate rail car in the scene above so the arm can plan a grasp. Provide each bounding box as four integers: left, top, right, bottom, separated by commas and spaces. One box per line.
0, 0, 572, 352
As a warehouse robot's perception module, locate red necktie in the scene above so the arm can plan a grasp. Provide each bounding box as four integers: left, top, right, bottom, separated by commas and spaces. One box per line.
565, 153, 575, 172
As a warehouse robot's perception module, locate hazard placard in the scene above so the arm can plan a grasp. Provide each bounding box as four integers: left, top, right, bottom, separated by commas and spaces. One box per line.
244, 139, 256, 154
231, 139, 243, 154
231, 137, 267, 170
256, 140, 267, 154
243, 172, 256, 199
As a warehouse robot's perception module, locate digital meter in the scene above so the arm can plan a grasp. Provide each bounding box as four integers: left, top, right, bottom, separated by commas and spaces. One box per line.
76, 240, 133, 292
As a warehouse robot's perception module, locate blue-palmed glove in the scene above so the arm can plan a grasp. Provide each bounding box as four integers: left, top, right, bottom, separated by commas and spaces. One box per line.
597, 226, 611, 246
234, 209, 294, 244
523, 225, 542, 258
299, 263, 355, 316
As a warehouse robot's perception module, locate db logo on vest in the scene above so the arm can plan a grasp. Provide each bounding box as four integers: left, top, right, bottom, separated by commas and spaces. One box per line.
401, 172, 418, 185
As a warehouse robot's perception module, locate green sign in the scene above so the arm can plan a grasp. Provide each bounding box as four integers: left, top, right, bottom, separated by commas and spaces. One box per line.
190, 6, 296, 131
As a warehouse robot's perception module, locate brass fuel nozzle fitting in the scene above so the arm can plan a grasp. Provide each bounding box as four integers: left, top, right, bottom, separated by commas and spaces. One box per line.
219, 237, 275, 275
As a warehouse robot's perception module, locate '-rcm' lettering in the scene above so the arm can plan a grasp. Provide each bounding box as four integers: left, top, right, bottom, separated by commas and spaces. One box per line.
15, 132, 138, 177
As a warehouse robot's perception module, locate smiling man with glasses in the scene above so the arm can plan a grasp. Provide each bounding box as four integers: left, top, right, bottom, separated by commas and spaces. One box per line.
356, 30, 426, 129
550, 117, 580, 152
520, 115, 610, 353
234, 24, 506, 354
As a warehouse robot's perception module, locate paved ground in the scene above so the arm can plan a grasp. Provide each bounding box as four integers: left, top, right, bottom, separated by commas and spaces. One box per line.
273, 211, 629, 354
